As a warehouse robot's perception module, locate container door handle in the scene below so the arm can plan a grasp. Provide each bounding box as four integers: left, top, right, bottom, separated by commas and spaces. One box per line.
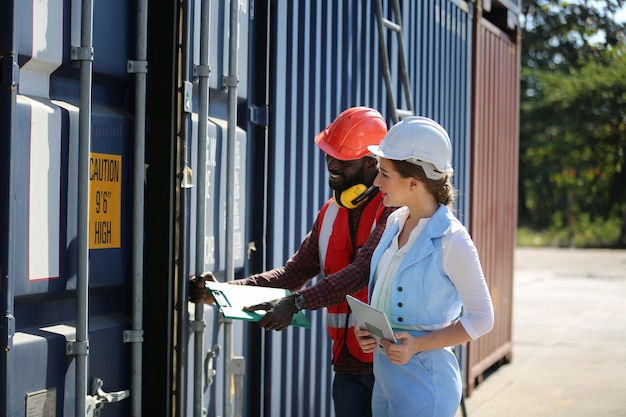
86, 377, 130, 417
205, 345, 221, 388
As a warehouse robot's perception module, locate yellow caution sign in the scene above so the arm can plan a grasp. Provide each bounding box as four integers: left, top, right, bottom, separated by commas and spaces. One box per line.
89, 152, 122, 249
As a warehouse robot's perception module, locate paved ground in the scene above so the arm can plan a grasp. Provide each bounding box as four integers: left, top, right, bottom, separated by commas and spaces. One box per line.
456, 247, 626, 417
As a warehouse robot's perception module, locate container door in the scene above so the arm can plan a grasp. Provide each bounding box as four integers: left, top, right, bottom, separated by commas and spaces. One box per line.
2, 1, 136, 416
245, 1, 474, 416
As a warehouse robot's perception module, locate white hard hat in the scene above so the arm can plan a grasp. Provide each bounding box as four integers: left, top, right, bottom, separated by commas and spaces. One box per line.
368, 116, 453, 180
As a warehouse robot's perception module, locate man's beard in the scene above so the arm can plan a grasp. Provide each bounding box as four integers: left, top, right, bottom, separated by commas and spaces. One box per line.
328, 173, 368, 193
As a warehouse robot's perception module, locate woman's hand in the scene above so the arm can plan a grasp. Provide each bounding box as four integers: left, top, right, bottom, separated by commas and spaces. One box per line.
381, 331, 417, 365
354, 326, 377, 353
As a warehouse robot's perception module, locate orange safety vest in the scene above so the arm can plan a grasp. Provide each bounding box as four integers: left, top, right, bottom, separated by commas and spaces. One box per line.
318, 192, 384, 363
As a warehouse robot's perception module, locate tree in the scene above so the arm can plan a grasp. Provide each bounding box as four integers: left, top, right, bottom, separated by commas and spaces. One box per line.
519, 0, 626, 247
521, 0, 626, 71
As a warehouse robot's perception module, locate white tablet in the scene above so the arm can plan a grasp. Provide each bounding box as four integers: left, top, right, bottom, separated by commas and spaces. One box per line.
346, 295, 397, 354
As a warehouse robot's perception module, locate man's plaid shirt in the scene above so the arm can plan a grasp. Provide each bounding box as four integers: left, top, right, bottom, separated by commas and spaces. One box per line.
238, 198, 396, 373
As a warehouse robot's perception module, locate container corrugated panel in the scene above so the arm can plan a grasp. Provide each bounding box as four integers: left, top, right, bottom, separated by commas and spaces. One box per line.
252, 3, 386, 414
401, 0, 473, 223
468, 15, 519, 395
248, 1, 473, 415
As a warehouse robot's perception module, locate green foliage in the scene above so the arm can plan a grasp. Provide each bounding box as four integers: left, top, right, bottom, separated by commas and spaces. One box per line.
519, 0, 626, 248
517, 214, 622, 248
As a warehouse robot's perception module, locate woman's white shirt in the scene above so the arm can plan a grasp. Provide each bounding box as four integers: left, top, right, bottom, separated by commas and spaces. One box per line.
370, 208, 494, 339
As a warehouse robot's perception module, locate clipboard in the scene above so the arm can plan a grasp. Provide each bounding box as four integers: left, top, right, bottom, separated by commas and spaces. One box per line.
205, 281, 311, 329
346, 294, 397, 353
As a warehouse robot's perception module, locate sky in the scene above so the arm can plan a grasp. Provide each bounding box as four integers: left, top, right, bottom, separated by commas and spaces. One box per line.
617, 5, 626, 22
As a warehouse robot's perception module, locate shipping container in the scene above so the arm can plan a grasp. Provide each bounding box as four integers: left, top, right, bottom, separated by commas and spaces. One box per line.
468, 1, 520, 395
0, 1, 520, 416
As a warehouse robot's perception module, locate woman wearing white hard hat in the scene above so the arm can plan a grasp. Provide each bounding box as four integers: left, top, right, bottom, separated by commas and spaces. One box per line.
353, 116, 494, 417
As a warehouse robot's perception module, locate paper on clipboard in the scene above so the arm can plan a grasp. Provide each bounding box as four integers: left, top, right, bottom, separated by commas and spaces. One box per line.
205, 281, 311, 329
346, 294, 397, 354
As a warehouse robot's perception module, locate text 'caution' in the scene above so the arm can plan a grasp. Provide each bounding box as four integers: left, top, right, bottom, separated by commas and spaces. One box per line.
89, 153, 122, 249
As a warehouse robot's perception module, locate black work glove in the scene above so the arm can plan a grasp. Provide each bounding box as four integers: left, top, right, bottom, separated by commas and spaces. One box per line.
244, 296, 298, 331
189, 272, 217, 304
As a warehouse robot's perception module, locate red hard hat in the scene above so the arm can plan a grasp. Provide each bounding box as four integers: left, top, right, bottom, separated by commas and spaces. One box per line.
315, 107, 388, 161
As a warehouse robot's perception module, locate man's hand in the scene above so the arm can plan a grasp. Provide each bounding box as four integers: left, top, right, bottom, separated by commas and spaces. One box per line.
189, 272, 217, 304
244, 296, 298, 331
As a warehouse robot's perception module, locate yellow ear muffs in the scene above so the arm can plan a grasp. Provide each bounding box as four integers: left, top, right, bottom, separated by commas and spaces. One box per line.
334, 184, 377, 209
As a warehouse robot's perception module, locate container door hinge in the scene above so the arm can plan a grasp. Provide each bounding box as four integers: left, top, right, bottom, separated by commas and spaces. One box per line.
249, 105, 270, 127
180, 165, 194, 188
0, 54, 19, 87
86, 378, 130, 417
183, 80, 193, 113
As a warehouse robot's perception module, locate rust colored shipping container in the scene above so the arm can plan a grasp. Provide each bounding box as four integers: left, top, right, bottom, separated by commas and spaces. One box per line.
467, 13, 520, 396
